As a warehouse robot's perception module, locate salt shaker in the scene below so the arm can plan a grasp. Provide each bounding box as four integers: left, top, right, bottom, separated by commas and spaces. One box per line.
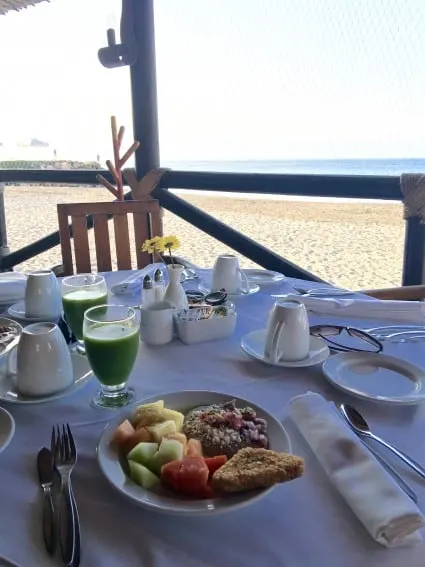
154, 269, 165, 302
141, 274, 155, 306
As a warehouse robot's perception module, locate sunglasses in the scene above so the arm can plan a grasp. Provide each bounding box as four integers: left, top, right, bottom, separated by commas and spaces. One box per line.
185, 289, 228, 306
310, 325, 383, 353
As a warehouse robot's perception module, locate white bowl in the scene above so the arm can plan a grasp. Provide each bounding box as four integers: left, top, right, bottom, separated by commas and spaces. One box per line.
97, 390, 292, 516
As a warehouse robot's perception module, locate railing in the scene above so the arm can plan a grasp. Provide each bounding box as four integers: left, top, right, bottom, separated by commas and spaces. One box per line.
0, 167, 421, 287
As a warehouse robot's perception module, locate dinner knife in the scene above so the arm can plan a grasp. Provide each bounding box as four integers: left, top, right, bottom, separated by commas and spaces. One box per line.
37, 447, 56, 555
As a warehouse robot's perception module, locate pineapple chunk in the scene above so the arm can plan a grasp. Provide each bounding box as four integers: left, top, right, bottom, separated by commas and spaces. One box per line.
147, 420, 177, 443
158, 409, 185, 432
132, 400, 165, 427
165, 433, 187, 448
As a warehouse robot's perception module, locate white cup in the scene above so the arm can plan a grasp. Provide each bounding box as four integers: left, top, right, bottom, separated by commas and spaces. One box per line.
12, 322, 74, 396
140, 301, 174, 346
264, 299, 310, 363
211, 255, 249, 294
25, 270, 61, 319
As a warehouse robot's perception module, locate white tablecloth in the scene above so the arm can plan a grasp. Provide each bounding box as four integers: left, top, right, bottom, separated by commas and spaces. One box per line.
1, 271, 425, 567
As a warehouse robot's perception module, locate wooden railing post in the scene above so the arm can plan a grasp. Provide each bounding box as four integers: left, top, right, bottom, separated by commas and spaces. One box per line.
0, 183, 10, 268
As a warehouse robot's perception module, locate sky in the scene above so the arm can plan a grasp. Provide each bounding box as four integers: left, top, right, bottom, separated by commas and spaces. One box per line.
0, 0, 424, 161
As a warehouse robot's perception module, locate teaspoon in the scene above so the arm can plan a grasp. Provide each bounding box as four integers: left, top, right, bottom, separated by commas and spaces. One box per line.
340, 404, 425, 481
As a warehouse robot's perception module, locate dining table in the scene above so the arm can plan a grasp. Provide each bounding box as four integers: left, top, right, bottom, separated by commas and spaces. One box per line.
1, 269, 425, 567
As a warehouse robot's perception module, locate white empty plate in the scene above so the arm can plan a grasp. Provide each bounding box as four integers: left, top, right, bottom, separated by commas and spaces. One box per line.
97, 390, 292, 516
0, 406, 15, 455
322, 352, 425, 405
242, 269, 285, 286
240, 329, 329, 368
8, 301, 60, 323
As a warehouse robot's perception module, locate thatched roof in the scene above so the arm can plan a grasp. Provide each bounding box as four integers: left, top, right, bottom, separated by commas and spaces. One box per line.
0, 0, 48, 15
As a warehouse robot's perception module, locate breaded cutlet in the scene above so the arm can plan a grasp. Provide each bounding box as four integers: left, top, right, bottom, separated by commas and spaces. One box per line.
212, 447, 304, 493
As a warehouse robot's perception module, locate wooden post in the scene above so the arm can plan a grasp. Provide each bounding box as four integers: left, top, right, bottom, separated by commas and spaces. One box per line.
0, 183, 10, 268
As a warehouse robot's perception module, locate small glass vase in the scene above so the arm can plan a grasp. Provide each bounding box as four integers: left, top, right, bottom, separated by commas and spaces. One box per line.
163, 264, 189, 310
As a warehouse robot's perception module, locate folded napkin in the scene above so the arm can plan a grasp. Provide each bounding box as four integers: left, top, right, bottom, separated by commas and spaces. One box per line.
0, 272, 27, 304
285, 293, 425, 323
287, 392, 425, 547
110, 263, 164, 295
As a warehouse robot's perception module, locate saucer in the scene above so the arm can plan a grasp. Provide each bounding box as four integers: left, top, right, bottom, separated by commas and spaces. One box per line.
0, 351, 93, 404
8, 300, 61, 323
228, 283, 260, 297
322, 352, 425, 405
240, 329, 330, 367
0, 406, 15, 454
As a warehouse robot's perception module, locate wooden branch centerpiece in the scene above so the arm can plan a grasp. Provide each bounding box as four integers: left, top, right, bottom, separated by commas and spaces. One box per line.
96, 116, 140, 200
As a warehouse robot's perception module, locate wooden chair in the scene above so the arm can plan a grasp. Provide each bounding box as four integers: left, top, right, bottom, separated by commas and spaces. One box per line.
57, 200, 162, 275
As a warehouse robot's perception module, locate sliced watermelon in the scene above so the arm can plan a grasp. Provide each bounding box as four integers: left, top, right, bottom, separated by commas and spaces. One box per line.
204, 455, 227, 476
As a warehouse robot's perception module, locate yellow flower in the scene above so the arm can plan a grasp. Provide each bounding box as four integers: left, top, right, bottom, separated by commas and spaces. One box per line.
161, 235, 180, 251
141, 236, 162, 254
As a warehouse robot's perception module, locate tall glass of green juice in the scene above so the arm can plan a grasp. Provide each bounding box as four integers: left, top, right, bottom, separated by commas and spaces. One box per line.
61, 274, 108, 354
83, 304, 139, 408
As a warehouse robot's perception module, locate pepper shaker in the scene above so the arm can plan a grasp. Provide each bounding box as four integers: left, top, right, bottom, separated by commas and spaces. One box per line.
141, 274, 155, 306
153, 269, 165, 302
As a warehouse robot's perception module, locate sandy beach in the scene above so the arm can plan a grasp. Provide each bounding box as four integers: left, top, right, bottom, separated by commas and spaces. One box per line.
3, 185, 405, 290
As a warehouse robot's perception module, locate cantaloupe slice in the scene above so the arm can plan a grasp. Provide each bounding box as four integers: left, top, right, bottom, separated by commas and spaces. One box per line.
122, 427, 154, 455
111, 419, 135, 448
185, 438, 203, 457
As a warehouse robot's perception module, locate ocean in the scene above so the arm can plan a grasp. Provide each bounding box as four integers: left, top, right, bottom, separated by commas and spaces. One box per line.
2, 150, 425, 203
163, 158, 425, 204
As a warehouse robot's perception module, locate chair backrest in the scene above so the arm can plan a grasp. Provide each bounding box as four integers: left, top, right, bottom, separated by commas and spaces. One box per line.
57, 200, 162, 275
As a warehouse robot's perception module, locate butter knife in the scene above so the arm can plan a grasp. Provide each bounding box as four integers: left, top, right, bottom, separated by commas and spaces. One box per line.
37, 447, 56, 555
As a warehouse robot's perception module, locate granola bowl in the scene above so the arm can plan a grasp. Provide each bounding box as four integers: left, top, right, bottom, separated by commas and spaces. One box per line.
0, 318, 22, 363
97, 390, 293, 516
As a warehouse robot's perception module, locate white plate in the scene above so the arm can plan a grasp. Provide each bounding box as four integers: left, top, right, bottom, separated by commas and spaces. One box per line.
97, 390, 292, 516
242, 269, 285, 286
0, 351, 93, 404
7, 300, 60, 323
322, 352, 425, 405
241, 329, 330, 368
0, 272, 27, 306
0, 406, 15, 455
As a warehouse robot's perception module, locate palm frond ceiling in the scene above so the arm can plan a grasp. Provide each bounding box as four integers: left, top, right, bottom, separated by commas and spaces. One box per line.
0, 0, 48, 15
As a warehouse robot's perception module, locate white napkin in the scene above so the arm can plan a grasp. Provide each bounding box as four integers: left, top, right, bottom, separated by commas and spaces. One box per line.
0, 272, 27, 305
287, 392, 425, 547
286, 294, 425, 323
110, 263, 165, 295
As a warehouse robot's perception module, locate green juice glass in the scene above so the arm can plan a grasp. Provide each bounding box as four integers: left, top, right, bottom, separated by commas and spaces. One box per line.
83, 304, 139, 408
61, 274, 108, 354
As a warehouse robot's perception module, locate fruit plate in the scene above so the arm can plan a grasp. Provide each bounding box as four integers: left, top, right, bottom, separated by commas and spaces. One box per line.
97, 390, 292, 516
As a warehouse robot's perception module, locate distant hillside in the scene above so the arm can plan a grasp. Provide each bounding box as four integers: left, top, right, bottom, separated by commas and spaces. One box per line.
30, 138, 49, 147
0, 160, 101, 170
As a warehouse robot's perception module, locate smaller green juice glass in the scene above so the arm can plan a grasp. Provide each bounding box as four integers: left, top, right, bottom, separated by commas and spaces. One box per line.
83, 304, 139, 408
61, 274, 108, 354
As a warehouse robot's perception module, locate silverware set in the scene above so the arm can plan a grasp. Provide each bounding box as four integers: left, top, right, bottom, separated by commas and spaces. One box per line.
37, 424, 80, 566
339, 403, 425, 502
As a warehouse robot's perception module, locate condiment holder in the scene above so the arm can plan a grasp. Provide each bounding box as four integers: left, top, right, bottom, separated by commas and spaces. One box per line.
174, 304, 237, 344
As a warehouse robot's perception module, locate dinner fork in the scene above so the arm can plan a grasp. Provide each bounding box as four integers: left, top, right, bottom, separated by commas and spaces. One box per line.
51, 424, 78, 567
